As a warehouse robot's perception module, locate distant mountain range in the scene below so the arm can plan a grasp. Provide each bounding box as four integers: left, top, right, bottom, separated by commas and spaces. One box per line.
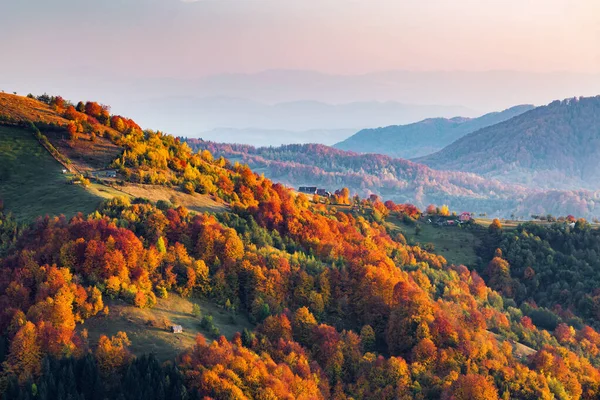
116, 69, 600, 110
122, 96, 475, 138
197, 127, 355, 147
334, 105, 534, 158
416, 96, 600, 189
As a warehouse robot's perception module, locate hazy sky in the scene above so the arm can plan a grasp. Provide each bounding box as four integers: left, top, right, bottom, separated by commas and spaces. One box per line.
1, 0, 599, 78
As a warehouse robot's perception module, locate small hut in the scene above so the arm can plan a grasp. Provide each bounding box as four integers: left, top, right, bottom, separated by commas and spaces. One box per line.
170, 325, 183, 334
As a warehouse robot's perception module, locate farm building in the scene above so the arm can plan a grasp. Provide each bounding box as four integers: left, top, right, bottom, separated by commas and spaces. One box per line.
170, 325, 183, 334
459, 212, 472, 222
299, 186, 318, 194
90, 170, 117, 178
316, 188, 331, 197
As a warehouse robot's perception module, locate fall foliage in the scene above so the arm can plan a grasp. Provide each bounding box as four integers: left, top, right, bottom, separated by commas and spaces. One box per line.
2, 93, 600, 399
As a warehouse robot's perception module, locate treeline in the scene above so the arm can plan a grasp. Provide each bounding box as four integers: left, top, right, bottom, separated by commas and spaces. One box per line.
3, 354, 189, 400
28, 122, 72, 167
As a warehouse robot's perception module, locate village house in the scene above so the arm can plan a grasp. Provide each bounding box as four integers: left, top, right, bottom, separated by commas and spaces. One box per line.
170, 325, 183, 334
459, 212, 472, 222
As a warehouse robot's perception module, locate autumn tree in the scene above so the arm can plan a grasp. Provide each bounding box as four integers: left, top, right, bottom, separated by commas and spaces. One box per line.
486, 251, 513, 296
3, 322, 42, 384
443, 374, 499, 400
66, 122, 78, 141
95, 332, 132, 379
292, 307, 317, 345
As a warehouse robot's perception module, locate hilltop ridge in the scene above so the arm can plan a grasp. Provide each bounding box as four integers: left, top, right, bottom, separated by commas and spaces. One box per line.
334, 104, 534, 158
417, 96, 600, 189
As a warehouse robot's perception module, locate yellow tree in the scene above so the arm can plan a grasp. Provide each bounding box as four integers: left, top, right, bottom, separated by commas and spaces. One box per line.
3, 322, 42, 384
95, 332, 132, 379
439, 205, 450, 216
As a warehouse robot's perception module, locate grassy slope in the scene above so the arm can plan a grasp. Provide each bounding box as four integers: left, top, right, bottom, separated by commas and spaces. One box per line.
0, 93, 69, 125
80, 295, 253, 361
118, 183, 228, 214
386, 217, 481, 266
0, 93, 226, 219
0, 125, 102, 221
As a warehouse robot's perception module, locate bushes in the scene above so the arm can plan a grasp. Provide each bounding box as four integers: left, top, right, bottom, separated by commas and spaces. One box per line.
200, 315, 220, 337
192, 303, 201, 318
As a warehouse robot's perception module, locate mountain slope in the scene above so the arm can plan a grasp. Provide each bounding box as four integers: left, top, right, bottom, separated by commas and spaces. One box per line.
417, 96, 600, 189
334, 104, 534, 158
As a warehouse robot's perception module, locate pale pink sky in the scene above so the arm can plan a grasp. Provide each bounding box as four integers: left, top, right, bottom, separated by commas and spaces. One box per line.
1, 0, 599, 78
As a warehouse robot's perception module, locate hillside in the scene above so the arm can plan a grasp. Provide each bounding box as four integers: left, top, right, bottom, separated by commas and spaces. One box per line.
479, 220, 600, 329
417, 96, 600, 189
0, 93, 225, 220
335, 104, 534, 158
4, 92, 600, 399
0, 124, 102, 221
191, 141, 527, 211
190, 140, 600, 219
81, 295, 252, 361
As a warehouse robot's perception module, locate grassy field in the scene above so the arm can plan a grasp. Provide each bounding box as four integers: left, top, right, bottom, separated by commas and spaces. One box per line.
80, 295, 253, 361
387, 216, 481, 266
474, 218, 521, 230
117, 183, 228, 214
0, 125, 102, 222
87, 182, 132, 200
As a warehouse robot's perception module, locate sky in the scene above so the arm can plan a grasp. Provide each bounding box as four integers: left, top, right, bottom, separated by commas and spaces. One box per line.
1, 0, 599, 143
1, 0, 598, 78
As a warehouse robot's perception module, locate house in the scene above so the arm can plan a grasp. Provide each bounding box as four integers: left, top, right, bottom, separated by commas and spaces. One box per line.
316, 188, 331, 197
170, 325, 183, 334
459, 212, 472, 222
105, 170, 117, 178
298, 186, 318, 194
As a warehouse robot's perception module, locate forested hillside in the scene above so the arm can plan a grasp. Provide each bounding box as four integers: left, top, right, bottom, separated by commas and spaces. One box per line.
190, 140, 600, 219
417, 96, 600, 189
335, 105, 533, 158
479, 219, 600, 329
2, 92, 600, 399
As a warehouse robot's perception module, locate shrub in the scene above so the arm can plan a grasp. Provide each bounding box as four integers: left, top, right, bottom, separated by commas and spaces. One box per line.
192, 304, 202, 318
